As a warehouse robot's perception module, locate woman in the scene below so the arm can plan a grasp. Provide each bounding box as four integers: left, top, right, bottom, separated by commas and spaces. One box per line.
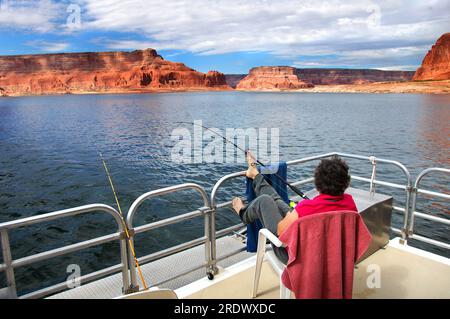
232, 152, 357, 264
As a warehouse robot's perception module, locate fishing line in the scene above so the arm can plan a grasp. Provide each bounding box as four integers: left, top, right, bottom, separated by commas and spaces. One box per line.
99, 153, 149, 291
175, 121, 309, 200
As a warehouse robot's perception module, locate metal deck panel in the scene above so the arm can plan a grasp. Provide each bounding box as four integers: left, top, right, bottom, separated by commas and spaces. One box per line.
48, 236, 250, 299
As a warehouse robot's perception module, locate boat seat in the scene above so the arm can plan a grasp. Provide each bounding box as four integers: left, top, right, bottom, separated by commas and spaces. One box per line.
253, 228, 291, 299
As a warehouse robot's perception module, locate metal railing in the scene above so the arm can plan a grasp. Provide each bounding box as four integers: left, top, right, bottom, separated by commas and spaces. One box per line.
408, 168, 450, 250
209, 152, 414, 269
0, 152, 448, 299
126, 183, 213, 289
0, 204, 129, 299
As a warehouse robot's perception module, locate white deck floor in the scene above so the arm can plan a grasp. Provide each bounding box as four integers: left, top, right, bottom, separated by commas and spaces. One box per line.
47, 237, 450, 299
48, 236, 251, 299
177, 238, 450, 299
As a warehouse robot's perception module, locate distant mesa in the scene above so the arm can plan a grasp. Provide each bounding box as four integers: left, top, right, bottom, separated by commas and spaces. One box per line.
294, 68, 414, 85
234, 66, 415, 91
231, 34, 450, 91
0, 48, 230, 96
224, 74, 247, 88
413, 33, 450, 81
1, 33, 449, 97
236, 66, 313, 90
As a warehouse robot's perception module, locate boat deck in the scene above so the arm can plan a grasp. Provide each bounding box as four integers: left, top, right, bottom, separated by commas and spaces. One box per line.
48, 236, 450, 299
48, 235, 251, 299
177, 238, 450, 299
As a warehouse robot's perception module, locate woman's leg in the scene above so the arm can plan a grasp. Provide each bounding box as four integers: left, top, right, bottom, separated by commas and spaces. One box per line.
237, 194, 289, 264
240, 194, 281, 230
244, 151, 290, 216
252, 174, 291, 216
231, 151, 290, 264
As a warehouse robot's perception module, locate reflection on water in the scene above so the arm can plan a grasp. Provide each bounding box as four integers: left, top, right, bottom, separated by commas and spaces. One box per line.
0, 92, 448, 294
417, 95, 450, 168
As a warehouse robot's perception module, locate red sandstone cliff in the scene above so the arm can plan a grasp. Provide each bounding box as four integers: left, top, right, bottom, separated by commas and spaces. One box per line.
0, 49, 229, 96
236, 66, 313, 90
413, 33, 450, 81
234, 67, 415, 90
295, 68, 414, 85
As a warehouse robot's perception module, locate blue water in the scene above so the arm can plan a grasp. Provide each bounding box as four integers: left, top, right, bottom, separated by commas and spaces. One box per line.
0, 92, 449, 295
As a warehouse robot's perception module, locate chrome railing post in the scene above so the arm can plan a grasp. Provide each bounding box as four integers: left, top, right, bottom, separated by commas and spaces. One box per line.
127, 237, 139, 291
207, 206, 218, 278
119, 233, 131, 294
0, 204, 130, 298
408, 185, 418, 238
209, 171, 246, 277
126, 183, 212, 285
1, 229, 17, 298
408, 168, 450, 246
203, 207, 213, 278
399, 163, 413, 242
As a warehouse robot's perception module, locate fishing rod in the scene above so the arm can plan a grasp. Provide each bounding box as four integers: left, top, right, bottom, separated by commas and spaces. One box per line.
175, 122, 309, 200
99, 153, 149, 291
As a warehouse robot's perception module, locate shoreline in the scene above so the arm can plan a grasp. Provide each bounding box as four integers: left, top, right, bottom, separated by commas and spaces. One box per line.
299, 80, 450, 94
236, 80, 450, 95
1, 81, 449, 97
0, 86, 232, 98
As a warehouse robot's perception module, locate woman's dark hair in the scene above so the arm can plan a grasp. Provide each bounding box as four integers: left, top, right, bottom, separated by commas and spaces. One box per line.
314, 156, 351, 196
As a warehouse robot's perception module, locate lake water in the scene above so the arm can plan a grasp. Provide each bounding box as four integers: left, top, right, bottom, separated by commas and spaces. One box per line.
0, 92, 449, 295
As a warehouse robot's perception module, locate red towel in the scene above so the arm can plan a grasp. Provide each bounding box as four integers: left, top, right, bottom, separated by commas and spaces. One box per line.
279, 211, 372, 299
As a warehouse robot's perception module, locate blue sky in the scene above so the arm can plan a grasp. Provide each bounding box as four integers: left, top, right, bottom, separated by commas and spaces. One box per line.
0, 0, 449, 74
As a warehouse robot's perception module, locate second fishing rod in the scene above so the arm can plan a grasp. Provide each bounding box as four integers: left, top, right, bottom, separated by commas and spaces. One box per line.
176, 122, 309, 200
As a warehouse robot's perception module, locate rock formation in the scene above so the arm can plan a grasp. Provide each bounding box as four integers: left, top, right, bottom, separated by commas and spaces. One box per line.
295, 68, 414, 85
224, 74, 247, 88
236, 66, 313, 90
234, 66, 415, 90
413, 33, 450, 81
0, 49, 229, 96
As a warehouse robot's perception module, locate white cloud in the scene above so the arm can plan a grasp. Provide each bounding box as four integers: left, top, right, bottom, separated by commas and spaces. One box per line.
78, 0, 449, 57
2, 0, 449, 69
75, 0, 449, 69
292, 61, 328, 68
102, 40, 160, 50
0, 0, 63, 32
26, 40, 70, 52
375, 65, 419, 71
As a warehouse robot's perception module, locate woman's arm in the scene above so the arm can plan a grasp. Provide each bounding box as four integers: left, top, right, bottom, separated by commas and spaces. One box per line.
277, 210, 298, 236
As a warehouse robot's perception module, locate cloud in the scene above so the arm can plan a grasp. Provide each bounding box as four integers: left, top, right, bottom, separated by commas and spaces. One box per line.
101, 40, 160, 50
2, 0, 449, 69
26, 40, 70, 52
292, 43, 433, 69
292, 62, 328, 68
75, 0, 449, 68
0, 0, 63, 32
375, 65, 419, 71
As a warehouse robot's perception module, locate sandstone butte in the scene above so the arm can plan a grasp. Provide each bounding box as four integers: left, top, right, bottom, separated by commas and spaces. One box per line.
0, 49, 230, 96
413, 33, 450, 81
234, 66, 417, 91
236, 66, 314, 90
294, 68, 414, 85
